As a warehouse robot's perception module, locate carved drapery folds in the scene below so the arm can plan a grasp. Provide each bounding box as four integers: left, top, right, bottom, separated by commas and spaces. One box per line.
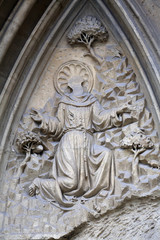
2, 15, 160, 239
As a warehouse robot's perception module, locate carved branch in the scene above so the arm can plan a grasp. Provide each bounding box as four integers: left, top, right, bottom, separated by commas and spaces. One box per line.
86, 44, 103, 64
14, 151, 31, 186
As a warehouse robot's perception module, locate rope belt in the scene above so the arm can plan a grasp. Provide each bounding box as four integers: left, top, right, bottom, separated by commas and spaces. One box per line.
63, 128, 94, 136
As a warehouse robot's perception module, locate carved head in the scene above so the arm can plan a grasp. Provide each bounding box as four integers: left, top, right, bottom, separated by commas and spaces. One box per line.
54, 60, 94, 95
68, 76, 84, 90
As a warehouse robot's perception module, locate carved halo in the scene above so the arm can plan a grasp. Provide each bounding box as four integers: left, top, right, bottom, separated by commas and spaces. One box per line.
54, 60, 94, 95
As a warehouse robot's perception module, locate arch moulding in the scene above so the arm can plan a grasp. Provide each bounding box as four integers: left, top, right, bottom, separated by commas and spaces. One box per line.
0, 0, 160, 239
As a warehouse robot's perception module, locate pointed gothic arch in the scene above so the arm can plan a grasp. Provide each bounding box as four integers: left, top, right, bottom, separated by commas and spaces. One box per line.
0, 1, 159, 239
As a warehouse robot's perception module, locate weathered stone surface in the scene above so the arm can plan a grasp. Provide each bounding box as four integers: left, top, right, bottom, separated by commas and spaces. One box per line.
0, 1, 160, 240
68, 197, 160, 240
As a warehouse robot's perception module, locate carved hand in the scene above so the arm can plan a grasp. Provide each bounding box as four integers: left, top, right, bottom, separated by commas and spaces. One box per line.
118, 102, 135, 114
117, 104, 130, 114
30, 109, 42, 123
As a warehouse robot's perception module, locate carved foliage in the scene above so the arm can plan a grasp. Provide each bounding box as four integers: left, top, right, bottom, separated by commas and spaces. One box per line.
120, 129, 154, 151
67, 16, 108, 45
67, 16, 108, 64
16, 131, 43, 154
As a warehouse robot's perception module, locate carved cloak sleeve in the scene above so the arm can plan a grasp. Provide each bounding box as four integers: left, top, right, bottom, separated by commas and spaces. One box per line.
92, 100, 123, 131
40, 103, 64, 137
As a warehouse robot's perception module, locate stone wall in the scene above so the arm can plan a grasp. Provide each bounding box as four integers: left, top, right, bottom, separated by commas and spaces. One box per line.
0, 1, 160, 239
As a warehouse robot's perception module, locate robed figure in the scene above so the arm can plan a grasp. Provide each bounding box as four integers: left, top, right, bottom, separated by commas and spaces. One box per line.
29, 75, 131, 208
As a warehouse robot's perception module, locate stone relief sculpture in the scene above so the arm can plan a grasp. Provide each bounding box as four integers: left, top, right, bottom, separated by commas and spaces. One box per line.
15, 16, 160, 210
3, 15, 160, 239
27, 60, 135, 209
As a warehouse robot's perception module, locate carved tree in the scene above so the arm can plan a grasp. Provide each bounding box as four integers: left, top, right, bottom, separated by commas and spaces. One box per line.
16, 131, 43, 184
67, 16, 108, 64
120, 129, 154, 183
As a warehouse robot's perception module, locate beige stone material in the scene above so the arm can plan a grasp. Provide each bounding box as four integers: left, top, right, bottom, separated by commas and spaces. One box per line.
0, 1, 160, 240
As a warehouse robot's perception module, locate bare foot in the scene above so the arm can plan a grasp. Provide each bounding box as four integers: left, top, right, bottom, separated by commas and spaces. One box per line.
71, 196, 78, 202
81, 197, 88, 204
29, 183, 36, 197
